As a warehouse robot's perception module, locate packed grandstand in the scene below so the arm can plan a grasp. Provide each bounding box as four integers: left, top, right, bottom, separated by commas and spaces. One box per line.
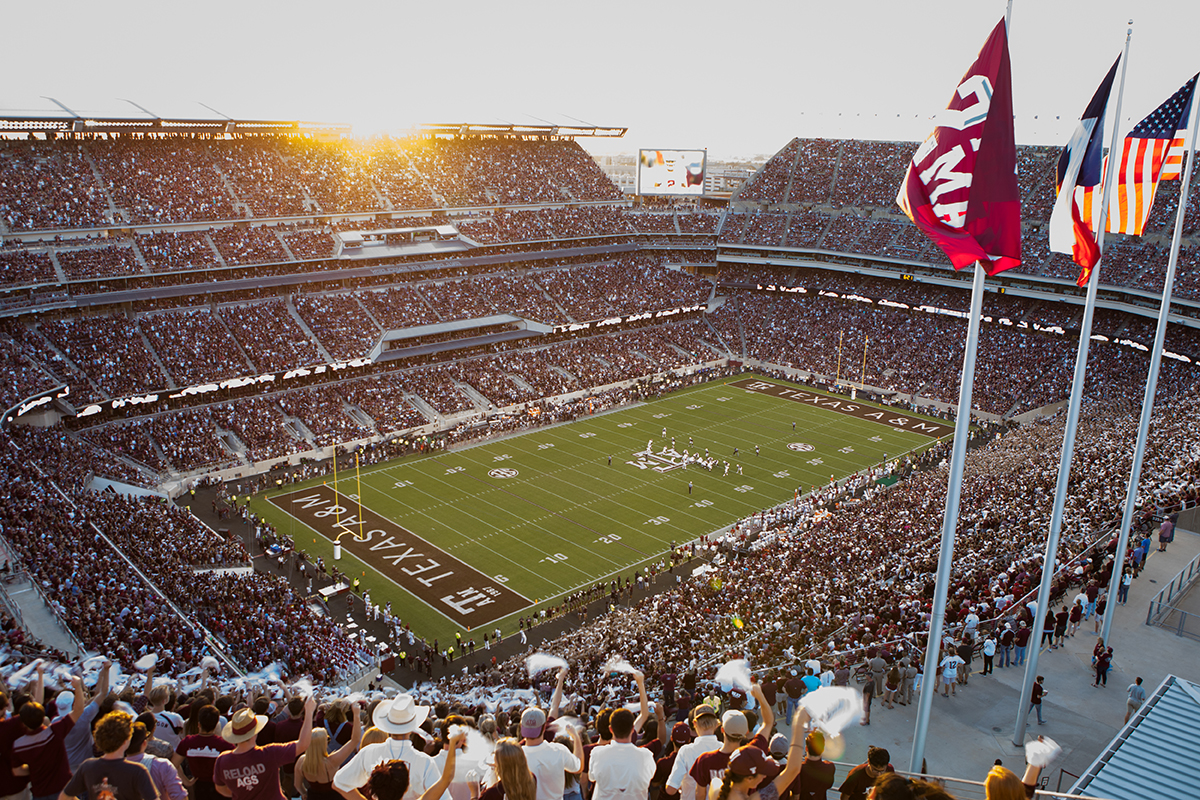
0, 120, 1198, 793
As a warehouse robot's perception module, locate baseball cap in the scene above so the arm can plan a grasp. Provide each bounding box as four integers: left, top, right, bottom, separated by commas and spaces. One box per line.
520, 707, 547, 739
692, 703, 718, 721
671, 722, 693, 744
769, 733, 789, 757
721, 710, 749, 738
728, 745, 781, 779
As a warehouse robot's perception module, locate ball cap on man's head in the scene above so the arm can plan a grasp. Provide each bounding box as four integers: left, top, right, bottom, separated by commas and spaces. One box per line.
521, 707, 547, 739
721, 710, 749, 738
692, 703, 718, 722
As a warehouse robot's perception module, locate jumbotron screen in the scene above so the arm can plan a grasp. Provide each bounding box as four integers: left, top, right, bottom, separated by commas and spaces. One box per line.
637, 149, 706, 196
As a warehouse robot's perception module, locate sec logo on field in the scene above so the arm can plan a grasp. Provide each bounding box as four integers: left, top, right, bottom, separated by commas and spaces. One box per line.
788, 443, 815, 452
489, 468, 519, 478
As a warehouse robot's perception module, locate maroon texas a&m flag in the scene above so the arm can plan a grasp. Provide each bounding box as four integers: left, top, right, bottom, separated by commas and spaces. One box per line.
897, 18, 1021, 276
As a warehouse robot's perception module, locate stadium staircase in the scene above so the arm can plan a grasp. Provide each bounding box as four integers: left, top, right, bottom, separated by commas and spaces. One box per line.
507, 372, 538, 396
454, 380, 493, 412
0, 572, 82, 656
138, 325, 177, 390
537, 284, 574, 322
214, 306, 260, 373
403, 392, 440, 424
208, 162, 252, 219
47, 251, 68, 284
80, 148, 126, 226
205, 232, 229, 267
274, 230, 297, 261
781, 138, 803, 204
285, 297, 335, 363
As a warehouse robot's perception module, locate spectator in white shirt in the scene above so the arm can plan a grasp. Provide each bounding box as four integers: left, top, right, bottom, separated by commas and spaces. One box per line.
334, 695, 440, 800
518, 708, 582, 800
662, 704, 720, 800
588, 709, 655, 800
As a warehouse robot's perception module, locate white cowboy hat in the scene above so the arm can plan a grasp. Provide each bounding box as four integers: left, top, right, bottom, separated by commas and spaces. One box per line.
372, 693, 430, 734
222, 708, 268, 743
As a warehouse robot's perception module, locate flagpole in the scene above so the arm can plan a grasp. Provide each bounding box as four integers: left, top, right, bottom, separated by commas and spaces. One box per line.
1101, 72, 1200, 644
861, 336, 869, 389
1012, 22, 1132, 747
911, 261, 986, 773
837, 330, 844, 386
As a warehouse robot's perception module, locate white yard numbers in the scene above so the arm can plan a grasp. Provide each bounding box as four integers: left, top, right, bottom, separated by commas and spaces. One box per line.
644, 516, 670, 525
541, 553, 569, 564
579, 432, 597, 438
686, 404, 703, 410
445, 466, 465, 475
537, 442, 555, 450
493, 453, 512, 461
839, 446, 855, 454
869, 435, 883, 442
693, 499, 714, 508
597, 534, 623, 544
807, 457, 824, 465
734, 485, 754, 493
617, 422, 636, 428
393, 480, 413, 489
773, 470, 790, 478
715, 397, 731, 402
653, 413, 671, 419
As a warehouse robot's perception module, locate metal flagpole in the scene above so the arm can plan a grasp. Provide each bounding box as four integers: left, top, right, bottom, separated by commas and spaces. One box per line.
1101, 73, 1200, 643
837, 330, 844, 385
911, 261, 986, 772
357, 452, 367, 542
1012, 23, 1132, 746
862, 336, 869, 389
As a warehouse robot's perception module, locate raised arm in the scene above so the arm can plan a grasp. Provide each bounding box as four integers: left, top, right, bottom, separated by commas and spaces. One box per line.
768, 709, 811, 796
750, 681, 773, 736
632, 670, 649, 733
549, 666, 568, 720
418, 728, 465, 800
68, 676, 87, 723
294, 695, 317, 758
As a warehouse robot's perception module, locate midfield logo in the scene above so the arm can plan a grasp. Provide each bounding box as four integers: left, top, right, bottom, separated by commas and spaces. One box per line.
626, 447, 687, 473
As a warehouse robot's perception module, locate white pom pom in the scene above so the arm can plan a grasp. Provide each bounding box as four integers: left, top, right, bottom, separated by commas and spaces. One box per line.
1025, 737, 1062, 768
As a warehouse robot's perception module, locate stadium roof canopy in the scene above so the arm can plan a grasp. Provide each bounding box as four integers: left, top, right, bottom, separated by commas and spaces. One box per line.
1070, 674, 1200, 800
0, 98, 350, 136
419, 122, 626, 139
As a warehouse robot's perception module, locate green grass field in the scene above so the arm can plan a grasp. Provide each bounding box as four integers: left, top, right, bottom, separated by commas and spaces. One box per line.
255, 374, 950, 642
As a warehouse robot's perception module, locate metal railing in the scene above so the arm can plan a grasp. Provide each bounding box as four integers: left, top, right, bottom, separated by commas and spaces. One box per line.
1147, 548, 1200, 620
1145, 548, 1200, 639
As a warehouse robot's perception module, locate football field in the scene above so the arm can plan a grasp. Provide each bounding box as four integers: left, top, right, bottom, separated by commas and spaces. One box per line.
257, 375, 953, 642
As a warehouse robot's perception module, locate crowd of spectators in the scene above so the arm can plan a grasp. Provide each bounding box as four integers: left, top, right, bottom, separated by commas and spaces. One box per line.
0, 139, 111, 230
89, 138, 239, 224
220, 300, 323, 373
38, 314, 163, 401
0, 247, 57, 286
56, 245, 143, 280
293, 293, 383, 361
141, 308, 251, 386
136, 230, 222, 272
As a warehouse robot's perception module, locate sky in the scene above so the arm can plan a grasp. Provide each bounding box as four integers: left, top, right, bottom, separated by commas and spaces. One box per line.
3, 0, 1198, 161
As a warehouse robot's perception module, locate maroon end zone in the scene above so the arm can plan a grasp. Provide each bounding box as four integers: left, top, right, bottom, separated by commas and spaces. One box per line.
270, 485, 529, 627
730, 379, 955, 438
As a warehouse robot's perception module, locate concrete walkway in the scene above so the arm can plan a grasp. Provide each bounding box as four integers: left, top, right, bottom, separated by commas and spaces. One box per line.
2, 574, 81, 656
817, 527, 1200, 790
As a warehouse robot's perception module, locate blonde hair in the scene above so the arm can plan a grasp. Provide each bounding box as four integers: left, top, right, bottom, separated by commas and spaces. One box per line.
493, 739, 536, 800
361, 727, 388, 747
302, 728, 331, 779
984, 766, 1026, 800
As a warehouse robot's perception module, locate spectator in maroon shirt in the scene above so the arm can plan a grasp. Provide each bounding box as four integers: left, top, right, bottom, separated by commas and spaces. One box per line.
174, 705, 233, 800
12, 674, 86, 800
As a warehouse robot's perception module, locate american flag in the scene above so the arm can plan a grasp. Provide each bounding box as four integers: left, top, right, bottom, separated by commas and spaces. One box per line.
1080, 73, 1198, 236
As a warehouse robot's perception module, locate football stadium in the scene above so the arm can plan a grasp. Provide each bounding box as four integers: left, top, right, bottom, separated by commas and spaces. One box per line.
1, 4, 1199, 800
